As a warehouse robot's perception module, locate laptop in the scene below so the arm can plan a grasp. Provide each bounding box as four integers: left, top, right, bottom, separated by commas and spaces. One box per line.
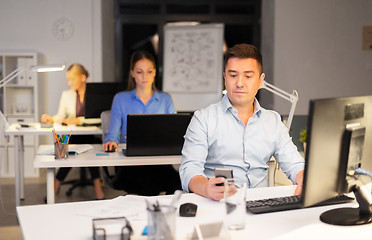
124, 113, 192, 156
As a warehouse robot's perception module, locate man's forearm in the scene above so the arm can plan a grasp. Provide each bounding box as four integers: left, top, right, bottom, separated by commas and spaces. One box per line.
295, 170, 304, 186
188, 175, 209, 197
294, 170, 304, 195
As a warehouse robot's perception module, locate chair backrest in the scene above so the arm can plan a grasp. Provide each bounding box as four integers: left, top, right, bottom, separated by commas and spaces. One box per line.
282, 114, 308, 152
100, 110, 111, 142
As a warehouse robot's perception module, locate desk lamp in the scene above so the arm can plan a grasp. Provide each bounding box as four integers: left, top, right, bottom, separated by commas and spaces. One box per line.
261, 80, 299, 130
260, 80, 299, 186
0, 64, 66, 126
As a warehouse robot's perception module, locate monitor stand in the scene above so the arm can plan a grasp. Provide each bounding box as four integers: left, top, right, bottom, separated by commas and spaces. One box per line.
320, 185, 372, 225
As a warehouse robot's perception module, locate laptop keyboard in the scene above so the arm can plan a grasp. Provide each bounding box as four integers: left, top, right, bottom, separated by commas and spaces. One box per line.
246, 194, 354, 214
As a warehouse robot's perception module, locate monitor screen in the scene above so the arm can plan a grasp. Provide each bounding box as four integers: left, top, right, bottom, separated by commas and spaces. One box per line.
302, 95, 372, 225
125, 113, 192, 156
85, 83, 125, 119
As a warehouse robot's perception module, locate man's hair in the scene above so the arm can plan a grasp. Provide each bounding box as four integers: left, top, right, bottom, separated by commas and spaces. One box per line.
223, 43, 263, 73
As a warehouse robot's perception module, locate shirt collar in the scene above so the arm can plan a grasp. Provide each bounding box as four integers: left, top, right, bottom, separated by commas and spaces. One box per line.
130, 89, 137, 99
222, 94, 262, 117
130, 89, 160, 102
253, 98, 262, 117
152, 90, 160, 101
221, 94, 232, 112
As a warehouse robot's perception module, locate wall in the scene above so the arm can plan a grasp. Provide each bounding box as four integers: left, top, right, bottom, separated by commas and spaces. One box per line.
101, 0, 115, 83
260, 0, 275, 110
270, 0, 372, 115
0, 0, 114, 119
2, 0, 372, 117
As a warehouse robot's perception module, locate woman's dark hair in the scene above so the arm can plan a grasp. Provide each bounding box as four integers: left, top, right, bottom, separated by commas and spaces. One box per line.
67, 64, 89, 78
127, 50, 157, 91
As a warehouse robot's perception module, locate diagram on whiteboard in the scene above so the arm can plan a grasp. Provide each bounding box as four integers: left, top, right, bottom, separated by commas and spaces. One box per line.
163, 24, 224, 93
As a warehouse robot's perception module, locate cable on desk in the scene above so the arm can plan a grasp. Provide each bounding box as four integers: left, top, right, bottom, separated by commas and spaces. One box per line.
354, 168, 372, 178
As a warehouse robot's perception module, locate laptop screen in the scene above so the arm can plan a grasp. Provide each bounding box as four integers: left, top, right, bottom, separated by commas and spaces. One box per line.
125, 113, 192, 156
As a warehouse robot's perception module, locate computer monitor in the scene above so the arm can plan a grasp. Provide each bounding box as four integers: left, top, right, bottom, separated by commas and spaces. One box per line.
125, 113, 192, 156
302, 95, 372, 225
85, 83, 125, 119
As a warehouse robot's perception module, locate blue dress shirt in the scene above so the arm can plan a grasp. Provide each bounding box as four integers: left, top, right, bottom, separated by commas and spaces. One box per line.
104, 89, 176, 144
179, 94, 305, 192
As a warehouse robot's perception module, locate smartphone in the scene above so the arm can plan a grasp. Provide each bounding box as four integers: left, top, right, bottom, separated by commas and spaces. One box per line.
214, 168, 233, 186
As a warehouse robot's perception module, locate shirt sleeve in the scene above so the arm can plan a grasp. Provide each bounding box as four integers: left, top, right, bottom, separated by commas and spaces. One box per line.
104, 94, 122, 144
52, 91, 70, 123
179, 110, 209, 192
165, 93, 176, 114
273, 116, 305, 184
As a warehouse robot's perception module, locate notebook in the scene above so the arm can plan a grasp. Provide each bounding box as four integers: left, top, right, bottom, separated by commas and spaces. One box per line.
124, 114, 192, 156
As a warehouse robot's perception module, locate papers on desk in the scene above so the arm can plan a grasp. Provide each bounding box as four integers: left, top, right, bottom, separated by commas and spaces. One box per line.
77, 195, 174, 222
40, 123, 53, 128
15, 123, 39, 130
37, 144, 94, 156
68, 144, 94, 155
77, 195, 148, 222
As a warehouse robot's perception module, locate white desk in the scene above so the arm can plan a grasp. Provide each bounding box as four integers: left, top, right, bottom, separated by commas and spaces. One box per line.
4, 123, 102, 206
35, 144, 182, 204
17, 185, 372, 240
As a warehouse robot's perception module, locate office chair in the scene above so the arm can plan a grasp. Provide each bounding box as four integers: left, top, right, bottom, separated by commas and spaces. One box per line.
268, 115, 308, 187
60, 134, 101, 196
100, 110, 116, 186
63, 168, 94, 196
101, 110, 111, 141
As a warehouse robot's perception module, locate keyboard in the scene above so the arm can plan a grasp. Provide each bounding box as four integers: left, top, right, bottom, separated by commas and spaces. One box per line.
77, 123, 101, 127
246, 194, 354, 214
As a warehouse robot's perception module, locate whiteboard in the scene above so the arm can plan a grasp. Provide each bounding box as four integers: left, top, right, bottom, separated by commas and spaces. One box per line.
163, 23, 224, 111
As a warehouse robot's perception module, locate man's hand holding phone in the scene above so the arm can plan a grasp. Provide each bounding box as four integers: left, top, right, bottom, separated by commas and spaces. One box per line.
188, 168, 234, 201
214, 168, 233, 186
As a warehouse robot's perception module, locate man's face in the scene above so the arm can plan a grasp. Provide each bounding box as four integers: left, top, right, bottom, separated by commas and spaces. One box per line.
224, 57, 264, 108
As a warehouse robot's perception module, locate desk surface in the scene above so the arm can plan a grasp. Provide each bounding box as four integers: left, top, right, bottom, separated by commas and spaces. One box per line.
34, 144, 182, 168
35, 144, 182, 204
5, 122, 102, 135
5, 122, 102, 207
16, 185, 372, 240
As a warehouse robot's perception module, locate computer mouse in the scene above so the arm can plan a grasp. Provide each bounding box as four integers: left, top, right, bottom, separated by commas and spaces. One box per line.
105, 146, 116, 152
179, 203, 198, 217
61, 122, 68, 126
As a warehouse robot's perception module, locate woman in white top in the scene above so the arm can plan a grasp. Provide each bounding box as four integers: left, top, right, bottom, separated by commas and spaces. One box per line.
41, 64, 104, 200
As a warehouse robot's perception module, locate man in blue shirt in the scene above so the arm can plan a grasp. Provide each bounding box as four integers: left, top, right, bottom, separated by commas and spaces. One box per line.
179, 44, 305, 201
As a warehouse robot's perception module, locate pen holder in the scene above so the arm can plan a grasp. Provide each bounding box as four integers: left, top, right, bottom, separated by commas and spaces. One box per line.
147, 205, 176, 240
54, 142, 69, 159
92, 217, 132, 240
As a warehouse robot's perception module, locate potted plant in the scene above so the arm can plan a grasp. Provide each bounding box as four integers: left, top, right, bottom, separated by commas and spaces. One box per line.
299, 129, 307, 153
